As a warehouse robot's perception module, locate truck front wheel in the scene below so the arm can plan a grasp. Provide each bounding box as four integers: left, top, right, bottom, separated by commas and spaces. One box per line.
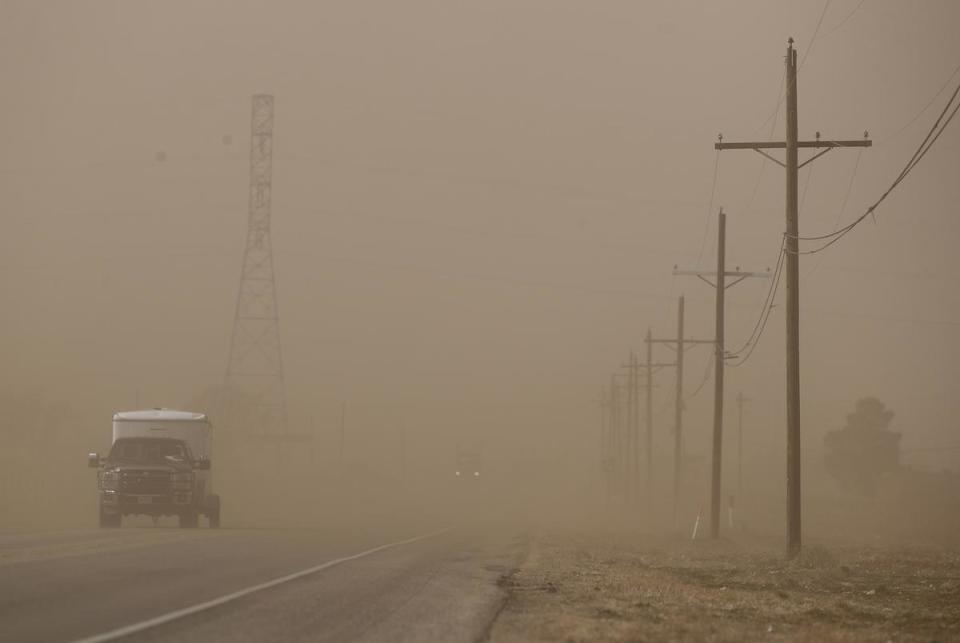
99, 509, 121, 528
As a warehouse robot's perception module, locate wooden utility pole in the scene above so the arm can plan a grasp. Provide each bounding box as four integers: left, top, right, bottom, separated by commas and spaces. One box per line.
712, 210, 727, 540
673, 297, 685, 526
598, 385, 612, 511
627, 352, 639, 507
674, 209, 768, 539
715, 39, 871, 556
622, 361, 634, 506
644, 330, 654, 506
339, 401, 346, 471
610, 374, 625, 509
399, 420, 407, 486
622, 338, 674, 516
646, 301, 713, 527
737, 392, 749, 504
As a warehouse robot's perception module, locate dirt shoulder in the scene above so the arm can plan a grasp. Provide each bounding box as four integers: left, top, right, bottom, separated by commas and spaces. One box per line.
487, 529, 960, 643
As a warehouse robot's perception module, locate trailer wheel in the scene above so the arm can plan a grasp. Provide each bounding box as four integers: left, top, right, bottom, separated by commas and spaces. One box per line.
179, 511, 199, 528
207, 495, 221, 529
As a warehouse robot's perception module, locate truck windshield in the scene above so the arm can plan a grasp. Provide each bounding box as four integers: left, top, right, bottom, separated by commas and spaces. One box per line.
108, 438, 190, 464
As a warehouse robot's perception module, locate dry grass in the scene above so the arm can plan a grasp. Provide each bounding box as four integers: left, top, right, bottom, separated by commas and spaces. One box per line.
488, 529, 960, 643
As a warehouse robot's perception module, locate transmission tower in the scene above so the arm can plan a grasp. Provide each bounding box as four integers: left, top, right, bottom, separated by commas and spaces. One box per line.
223, 94, 288, 436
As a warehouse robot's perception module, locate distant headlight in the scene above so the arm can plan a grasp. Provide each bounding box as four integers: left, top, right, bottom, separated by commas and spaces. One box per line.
100, 471, 119, 491
473, 471, 480, 477
455, 471, 461, 477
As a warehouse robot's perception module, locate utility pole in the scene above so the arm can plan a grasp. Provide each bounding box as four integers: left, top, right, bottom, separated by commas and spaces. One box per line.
339, 402, 346, 472
620, 365, 632, 506
623, 353, 638, 507
673, 297, 685, 525
715, 39, 871, 556
622, 332, 677, 517
645, 330, 654, 506
674, 209, 768, 539
621, 346, 663, 513
646, 299, 713, 527
633, 352, 641, 508
610, 374, 624, 509
713, 210, 726, 540
737, 392, 749, 505
598, 385, 611, 512
630, 351, 641, 508
399, 420, 407, 486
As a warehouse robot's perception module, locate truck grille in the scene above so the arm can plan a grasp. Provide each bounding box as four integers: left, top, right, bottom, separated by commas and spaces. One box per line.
119, 470, 171, 494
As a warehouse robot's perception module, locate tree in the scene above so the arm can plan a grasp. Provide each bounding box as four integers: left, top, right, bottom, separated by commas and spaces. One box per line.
824, 397, 901, 497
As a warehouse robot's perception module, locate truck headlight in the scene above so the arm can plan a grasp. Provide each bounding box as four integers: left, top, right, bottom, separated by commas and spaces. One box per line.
100, 471, 119, 491
171, 472, 194, 491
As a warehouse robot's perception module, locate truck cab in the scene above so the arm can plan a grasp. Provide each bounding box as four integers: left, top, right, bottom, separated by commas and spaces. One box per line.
88, 409, 220, 528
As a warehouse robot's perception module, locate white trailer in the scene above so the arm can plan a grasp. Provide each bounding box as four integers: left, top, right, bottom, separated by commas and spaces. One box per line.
113, 409, 213, 467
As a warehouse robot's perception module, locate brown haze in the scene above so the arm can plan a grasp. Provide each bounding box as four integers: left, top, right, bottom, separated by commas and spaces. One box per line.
1, 1, 958, 544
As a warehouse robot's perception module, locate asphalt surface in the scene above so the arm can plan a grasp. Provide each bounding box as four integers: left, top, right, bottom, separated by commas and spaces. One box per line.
0, 521, 526, 643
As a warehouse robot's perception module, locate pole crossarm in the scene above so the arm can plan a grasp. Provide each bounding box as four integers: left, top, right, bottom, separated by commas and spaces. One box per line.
672, 269, 770, 277
646, 338, 714, 345
673, 268, 769, 290
753, 148, 785, 167
717, 137, 871, 171
621, 362, 676, 369
798, 146, 835, 169
715, 140, 872, 150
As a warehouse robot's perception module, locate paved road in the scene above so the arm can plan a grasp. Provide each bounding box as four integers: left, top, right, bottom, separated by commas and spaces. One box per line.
0, 522, 525, 642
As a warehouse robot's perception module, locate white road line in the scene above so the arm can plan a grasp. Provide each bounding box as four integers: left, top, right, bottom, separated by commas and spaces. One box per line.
73, 527, 452, 643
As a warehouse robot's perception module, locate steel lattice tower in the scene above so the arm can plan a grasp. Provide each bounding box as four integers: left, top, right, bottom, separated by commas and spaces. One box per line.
223, 94, 288, 435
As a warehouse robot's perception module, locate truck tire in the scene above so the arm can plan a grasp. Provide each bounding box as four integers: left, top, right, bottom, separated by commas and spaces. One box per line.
179, 511, 199, 528
99, 509, 121, 528
207, 494, 221, 529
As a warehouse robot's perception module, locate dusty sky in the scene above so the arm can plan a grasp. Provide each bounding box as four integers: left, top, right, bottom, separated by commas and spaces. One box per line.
2, 1, 959, 489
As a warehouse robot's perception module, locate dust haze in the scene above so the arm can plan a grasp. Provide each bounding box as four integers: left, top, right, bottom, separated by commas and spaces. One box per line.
2, 0, 959, 549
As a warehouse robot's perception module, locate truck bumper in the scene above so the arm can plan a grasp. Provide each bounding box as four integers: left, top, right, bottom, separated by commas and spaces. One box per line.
100, 490, 195, 516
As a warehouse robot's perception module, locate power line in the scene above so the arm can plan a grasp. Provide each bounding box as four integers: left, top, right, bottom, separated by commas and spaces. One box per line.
746, 71, 786, 216
728, 238, 786, 356
799, 164, 815, 215
696, 147, 722, 267
902, 444, 960, 454
807, 148, 863, 275
684, 352, 714, 401
752, 0, 830, 138
727, 241, 786, 368
798, 0, 833, 69
822, 0, 868, 38
753, 68, 787, 138
880, 61, 960, 145
789, 79, 960, 254
828, 149, 863, 232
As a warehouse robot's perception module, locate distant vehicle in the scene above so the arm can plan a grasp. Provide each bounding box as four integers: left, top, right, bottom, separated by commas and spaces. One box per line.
88, 409, 220, 529
455, 448, 482, 479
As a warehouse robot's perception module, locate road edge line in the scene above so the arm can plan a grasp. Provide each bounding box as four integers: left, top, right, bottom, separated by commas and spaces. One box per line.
73, 527, 452, 643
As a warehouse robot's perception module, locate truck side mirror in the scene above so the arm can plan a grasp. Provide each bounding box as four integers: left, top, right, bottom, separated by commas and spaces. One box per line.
87, 453, 101, 468
194, 457, 211, 471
